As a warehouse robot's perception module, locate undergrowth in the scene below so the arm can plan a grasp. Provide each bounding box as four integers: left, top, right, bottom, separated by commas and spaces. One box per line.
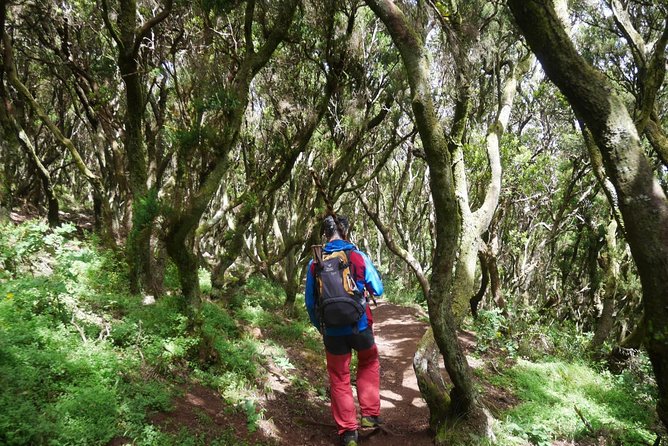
3, 219, 659, 446
469, 308, 660, 445
0, 220, 321, 445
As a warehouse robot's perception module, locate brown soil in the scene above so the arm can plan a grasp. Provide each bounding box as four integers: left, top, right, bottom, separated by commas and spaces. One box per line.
125, 302, 515, 445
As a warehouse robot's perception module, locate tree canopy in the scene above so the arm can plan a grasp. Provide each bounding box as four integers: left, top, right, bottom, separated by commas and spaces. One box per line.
1, 0, 667, 444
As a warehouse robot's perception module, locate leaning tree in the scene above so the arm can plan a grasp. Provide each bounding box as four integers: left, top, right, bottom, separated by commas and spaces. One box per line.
508, 0, 668, 429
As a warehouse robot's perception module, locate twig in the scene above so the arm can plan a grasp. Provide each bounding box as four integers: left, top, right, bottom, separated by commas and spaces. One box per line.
574, 405, 594, 434
71, 317, 88, 343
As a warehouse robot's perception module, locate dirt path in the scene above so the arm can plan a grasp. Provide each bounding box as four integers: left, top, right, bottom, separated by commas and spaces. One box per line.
149, 302, 435, 446
368, 302, 433, 445
270, 302, 434, 446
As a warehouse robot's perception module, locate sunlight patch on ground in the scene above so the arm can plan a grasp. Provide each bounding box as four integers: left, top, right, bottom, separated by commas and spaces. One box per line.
402, 367, 420, 392
466, 355, 484, 369
258, 418, 282, 441
380, 389, 402, 401
411, 397, 427, 408
379, 386, 402, 408
185, 393, 206, 407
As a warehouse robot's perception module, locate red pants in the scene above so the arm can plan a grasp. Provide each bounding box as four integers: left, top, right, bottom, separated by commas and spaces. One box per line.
325, 335, 380, 434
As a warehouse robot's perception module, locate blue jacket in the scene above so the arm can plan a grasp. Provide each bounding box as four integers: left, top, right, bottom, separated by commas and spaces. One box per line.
305, 240, 384, 336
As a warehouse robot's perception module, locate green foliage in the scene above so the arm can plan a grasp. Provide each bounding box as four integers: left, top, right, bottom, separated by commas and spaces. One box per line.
471, 309, 516, 357
472, 306, 594, 362
382, 278, 424, 306
0, 220, 50, 279
0, 221, 289, 444
241, 399, 264, 433
0, 221, 176, 445
134, 425, 263, 446
133, 188, 161, 228
491, 359, 657, 445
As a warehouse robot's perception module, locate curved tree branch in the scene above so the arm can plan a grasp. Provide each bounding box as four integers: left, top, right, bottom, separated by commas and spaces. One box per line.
134, 0, 173, 56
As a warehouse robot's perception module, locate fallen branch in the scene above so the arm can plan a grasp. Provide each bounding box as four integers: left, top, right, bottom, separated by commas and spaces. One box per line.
294, 417, 402, 437
71, 317, 88, 343
574, 405, 594, 434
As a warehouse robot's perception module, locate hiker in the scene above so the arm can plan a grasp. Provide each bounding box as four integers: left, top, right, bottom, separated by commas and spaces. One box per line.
305, 215, 384, 446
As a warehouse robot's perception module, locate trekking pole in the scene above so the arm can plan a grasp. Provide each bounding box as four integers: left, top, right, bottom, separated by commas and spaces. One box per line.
311, 244, 323, 265
365, 290, 377, 307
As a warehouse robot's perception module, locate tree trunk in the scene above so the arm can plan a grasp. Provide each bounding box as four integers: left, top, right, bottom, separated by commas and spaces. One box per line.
165, 232, 201, 313
364, 0, 491, 439
282, 245, 299, 311
487, 230, 506, 315
509, 0, 668, 429
102, 0, 172, 294
413, 328, 450, 432
589, 219, 619, 353
118, 0, 154, 294
470, 249, 489, 318
13, 123, 60, 227
450, 56, 527, 324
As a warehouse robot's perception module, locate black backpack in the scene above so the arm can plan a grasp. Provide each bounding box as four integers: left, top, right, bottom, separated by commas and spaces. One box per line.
314, 250, 366, 330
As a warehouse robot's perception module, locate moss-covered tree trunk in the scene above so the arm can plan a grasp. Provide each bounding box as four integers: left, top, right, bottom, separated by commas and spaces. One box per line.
164, 0, 298, 307
450, 58, 526, 323
589, 219, 619, 354
509, 0, 668, 429
102, 0, 172, 295
165, 230, 200, 313
364, 0, 491, 439
413, 328, 450, 432
118, 0, 154, 295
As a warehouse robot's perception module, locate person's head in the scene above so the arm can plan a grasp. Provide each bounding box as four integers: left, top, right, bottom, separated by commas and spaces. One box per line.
321, 214, 350, 241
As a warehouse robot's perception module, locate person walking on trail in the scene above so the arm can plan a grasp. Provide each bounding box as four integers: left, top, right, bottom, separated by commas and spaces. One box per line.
305, 215, 384, 446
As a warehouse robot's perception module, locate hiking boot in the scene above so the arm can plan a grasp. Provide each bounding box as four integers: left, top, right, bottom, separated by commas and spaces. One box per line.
360, 415, 383, 428
341, 430, 358, 446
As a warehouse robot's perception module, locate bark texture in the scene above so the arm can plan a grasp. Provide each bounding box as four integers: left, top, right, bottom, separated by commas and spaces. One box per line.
413, 328, 450, 432
364, 0, 491, 439
508, 0, 668, 429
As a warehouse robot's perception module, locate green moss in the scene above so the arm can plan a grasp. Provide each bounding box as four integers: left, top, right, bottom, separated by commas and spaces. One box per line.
492, 359, 657, 445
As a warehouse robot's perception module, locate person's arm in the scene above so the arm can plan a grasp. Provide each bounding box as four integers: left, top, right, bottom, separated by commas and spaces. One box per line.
304, 260, 320, 329
352, 250, 384, 296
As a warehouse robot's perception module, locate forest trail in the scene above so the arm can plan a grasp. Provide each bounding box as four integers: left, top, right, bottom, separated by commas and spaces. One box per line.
149, 302, 437, 446
266, 301, 434, 446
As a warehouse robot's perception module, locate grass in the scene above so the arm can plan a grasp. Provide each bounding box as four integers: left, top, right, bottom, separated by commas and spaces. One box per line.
2, 219, 660, 446
491, 359, 658, 445
0, 220, 300, 445
467, 310, 659, 445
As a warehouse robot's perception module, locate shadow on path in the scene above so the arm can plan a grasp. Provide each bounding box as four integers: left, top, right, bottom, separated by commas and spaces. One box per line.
144, 302, 437, 446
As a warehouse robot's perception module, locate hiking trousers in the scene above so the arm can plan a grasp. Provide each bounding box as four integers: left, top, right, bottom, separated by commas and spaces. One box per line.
324, 328, 380, 435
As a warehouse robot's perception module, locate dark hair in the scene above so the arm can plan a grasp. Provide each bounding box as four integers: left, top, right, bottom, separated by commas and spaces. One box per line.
321, 214, 350, 240
336, 215, 349, 240
322, 215, 337, 239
